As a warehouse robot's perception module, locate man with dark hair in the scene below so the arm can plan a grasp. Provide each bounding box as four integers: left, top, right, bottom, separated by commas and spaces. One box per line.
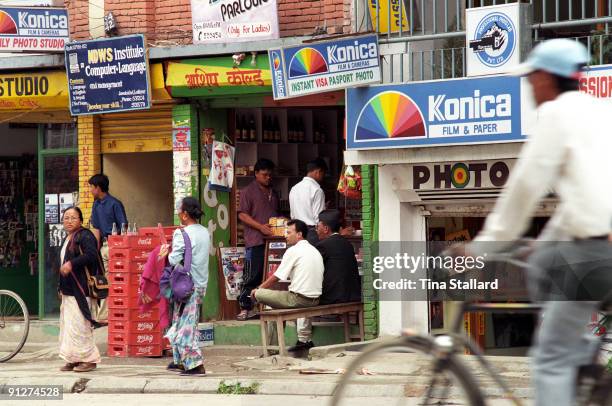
237, 158, 279, 320
88, 173, 127, 322
288, 209, 362, 352
251, 219, 324, 343
289, 158, 328, 245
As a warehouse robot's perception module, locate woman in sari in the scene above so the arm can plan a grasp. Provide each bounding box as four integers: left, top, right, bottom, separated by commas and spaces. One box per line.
58, 206, 102, 372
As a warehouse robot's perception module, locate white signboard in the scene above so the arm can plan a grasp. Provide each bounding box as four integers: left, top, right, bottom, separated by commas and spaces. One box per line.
466, 3, 522, 77
580, 64, 612, 101
191, 0, 279, 44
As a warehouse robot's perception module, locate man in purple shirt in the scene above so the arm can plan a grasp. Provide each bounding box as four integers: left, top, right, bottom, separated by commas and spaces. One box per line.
237, 158, 279, 320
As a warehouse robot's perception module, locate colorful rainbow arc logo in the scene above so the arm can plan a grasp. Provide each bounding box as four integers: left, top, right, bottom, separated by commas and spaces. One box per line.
288, 48, 328, 78
273, 55, 281, 70
0, 11, 17, 35
355, 91, 427, 141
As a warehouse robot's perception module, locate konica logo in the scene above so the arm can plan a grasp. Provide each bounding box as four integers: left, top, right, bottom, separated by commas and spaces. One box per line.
18, 11, 68, 30
326, 41, 377, 64
428, 90, 512, 122
469, 12, 516, 68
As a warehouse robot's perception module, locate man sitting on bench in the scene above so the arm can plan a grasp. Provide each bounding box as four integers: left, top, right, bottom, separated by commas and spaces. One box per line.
251, 219, 324, 350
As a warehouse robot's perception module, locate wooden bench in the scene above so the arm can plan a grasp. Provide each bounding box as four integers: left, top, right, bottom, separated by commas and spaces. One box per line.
259, 302, 364, 357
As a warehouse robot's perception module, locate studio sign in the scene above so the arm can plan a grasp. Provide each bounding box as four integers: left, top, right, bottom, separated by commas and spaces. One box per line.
413, 161, 511, 190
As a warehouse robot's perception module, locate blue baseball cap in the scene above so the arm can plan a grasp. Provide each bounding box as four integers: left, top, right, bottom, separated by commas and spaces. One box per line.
514, 39, 590, 78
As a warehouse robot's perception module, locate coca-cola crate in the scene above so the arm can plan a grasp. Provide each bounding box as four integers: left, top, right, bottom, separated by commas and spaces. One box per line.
108, 344, 163, 358
109, 282, 140, 298
108, 272, 140, 288
163, 336, 171, 350
108, 307, 160, 322
108, 331, 162, 346
108, 235, 158, 250
139, 226, 178, 241
108, 259, 146, 274
108, 320, 160, 334
109, 248, 151, 262
108, 294, 140, 309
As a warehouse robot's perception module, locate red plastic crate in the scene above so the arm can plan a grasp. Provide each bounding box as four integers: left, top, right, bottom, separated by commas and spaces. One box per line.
108, 307, 160, 322
108, 331, 163, 346
163, 336, 171, 350
108, 344, 163, 358
108, 294, 140, 309
109, 282, 140, 298
139, 226, 178, 241
108, 235, 158, 250
108, 259, 146, 274
109, 320, 160, 334
109, 248, 152, 262
108, 272, 140, 287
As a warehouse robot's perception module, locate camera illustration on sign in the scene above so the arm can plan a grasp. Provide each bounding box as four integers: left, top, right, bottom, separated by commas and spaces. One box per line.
469, 12, 516, 68
355, 91, 426, 140
288, 48, 328, 77
0, 11, 17, 34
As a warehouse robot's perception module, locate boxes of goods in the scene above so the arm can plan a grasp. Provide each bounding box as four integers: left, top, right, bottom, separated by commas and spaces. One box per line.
268, 217, 287, 237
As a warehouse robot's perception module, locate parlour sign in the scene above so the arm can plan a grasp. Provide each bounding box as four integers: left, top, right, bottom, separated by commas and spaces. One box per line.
191, 0, 279, 43
0, 6, 69, 51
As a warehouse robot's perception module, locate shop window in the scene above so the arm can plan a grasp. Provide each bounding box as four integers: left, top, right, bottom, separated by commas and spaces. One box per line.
43, 123, 77, 149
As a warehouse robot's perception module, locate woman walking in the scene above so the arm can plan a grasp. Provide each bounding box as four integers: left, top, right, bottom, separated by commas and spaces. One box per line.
160, 197, 210, 376
58, 207, 102, 372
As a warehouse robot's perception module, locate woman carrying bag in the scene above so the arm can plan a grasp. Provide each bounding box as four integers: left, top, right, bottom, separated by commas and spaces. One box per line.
158, 197, 210, 376
58, 206, 103, 373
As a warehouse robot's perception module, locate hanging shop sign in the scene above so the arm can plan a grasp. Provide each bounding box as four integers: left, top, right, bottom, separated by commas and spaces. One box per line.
166, 56, 271, 97
0, 70, 68, 110
580, 64, 612, 100
346, 75, 523, 150
268, 34, 381, 100
465, 3, 531, 77
64, 34, 151, 115
367, 0, 409, 35
410, 160, 516, 190
191, 0, 279, 44
0, 7, 69, 52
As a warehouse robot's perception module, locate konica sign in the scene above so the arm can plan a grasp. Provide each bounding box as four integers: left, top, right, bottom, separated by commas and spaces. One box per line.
268, 34, 381, 99
0, 7, 69, 52
346, 75, 524, 150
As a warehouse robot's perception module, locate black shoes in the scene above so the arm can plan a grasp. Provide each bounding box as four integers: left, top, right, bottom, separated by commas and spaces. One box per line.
167, 362, 184, 371
287, 340, 315, 352
180, 365, 206, 376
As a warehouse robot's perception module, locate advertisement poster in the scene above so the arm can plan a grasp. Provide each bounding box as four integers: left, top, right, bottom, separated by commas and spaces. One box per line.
59, 192, 74, 217
269, 34, 381, 100
367, 0, 409, 34
0, 7, 69, 52
346, 75, 524, 150
64, 34, 151, 115
48, 223, 66, 248
218, 247, 245, 300
191, 0, 279, 44
44, 193, 58, 224
580, 64, 612, 101
173, 126, 191, 151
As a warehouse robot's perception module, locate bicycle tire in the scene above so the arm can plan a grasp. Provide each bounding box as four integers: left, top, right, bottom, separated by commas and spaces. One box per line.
330, 336, 486, 406
0, 290, 30, 362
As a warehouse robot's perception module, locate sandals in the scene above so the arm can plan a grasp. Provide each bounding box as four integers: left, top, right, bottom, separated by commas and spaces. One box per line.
236, 310, 249, 321
74, 362, 97, 373
60, 363, 79, 372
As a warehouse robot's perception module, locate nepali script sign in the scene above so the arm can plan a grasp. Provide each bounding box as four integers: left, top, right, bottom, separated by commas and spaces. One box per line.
64, 34, 151, 115
268, 34, 381, 100
0, 7, 69, 51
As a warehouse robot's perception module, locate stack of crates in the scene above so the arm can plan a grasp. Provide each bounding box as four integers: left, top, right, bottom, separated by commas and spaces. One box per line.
107, 226, 177, 357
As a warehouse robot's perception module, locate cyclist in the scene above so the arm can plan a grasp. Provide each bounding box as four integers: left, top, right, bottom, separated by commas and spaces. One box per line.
458, 39, 612, 406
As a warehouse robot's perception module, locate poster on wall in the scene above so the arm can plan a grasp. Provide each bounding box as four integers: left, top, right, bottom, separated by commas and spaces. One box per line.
0, 7, 69, 52
191, 0, 279, 44
44, 193, 59, 224
173, 126, 191, 151
48, 223, 66, 248
346, 75, 524, 150
64, 34, 151, 115
367, 0, 409, 34
218, 247, 245, 300
59, 192, 74, 217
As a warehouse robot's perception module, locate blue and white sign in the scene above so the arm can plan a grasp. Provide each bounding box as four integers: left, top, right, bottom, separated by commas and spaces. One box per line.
268, 34, 381, 100
466, 3, 524, 77
0, 7, 69, 52
346, 75, 524, 150
64, 34, 151, 116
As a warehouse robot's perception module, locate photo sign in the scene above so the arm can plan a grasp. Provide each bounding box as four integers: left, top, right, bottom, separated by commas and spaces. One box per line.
268, 34, 381, 100
191, 0, 279, 44
64, 34, 151, 115
0, 7, 69, 51
346, 75, 524, 150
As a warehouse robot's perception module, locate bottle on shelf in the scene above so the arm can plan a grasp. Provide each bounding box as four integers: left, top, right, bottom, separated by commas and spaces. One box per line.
319, 123, 326, 144
249, 115, 256, 142
288, 117, 295, 143
314, 122, 321, 144
235, 114, 242, 141
241, 115, 249, 141
297, 117, 305, 142
263, 115, 270, 142
273, 116, 281, 143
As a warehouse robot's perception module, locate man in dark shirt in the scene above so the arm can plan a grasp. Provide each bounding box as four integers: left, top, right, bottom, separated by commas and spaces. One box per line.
288, 209, 361, 352
237, 159, 278, 320
89, 173, 128, 321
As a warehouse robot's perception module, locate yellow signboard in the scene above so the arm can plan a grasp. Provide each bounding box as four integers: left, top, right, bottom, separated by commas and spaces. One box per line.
368, 0, 409, 34
0, 71, 68, 111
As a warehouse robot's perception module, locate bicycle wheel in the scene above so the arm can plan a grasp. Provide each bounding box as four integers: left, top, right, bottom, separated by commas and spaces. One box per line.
330, 337, 485, 406
0, 290, 29, 362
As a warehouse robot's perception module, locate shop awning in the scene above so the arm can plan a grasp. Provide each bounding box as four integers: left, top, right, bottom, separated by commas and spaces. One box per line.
165, 57, 272, 97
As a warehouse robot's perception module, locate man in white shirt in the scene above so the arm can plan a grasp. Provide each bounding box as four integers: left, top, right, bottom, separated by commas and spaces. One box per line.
289, 158, 328, 245
463, 39, 612, 406
252, 219, 324, 350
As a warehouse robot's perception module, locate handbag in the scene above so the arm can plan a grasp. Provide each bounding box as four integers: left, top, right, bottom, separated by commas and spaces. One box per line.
78, 246, 109, 300
159, 229, 195, 303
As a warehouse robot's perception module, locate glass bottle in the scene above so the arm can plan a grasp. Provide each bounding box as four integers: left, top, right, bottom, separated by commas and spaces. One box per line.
241, 115, 249, 141
111, 223, 118, 236
273, 116, 281, 143
235, 114, 242, 141
298, 117, 305, 142
288, 117, 295, 143
249, 115, 256, 141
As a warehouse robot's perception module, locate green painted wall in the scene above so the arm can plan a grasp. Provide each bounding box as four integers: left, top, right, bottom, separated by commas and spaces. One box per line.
213, 323, 359, 346
361, 165, 379, 340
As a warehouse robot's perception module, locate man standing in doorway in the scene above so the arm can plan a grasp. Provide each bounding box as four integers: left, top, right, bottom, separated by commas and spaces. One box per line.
89, 173, 128, 322
237, 158, 279, 321
289, 158, 328, 245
